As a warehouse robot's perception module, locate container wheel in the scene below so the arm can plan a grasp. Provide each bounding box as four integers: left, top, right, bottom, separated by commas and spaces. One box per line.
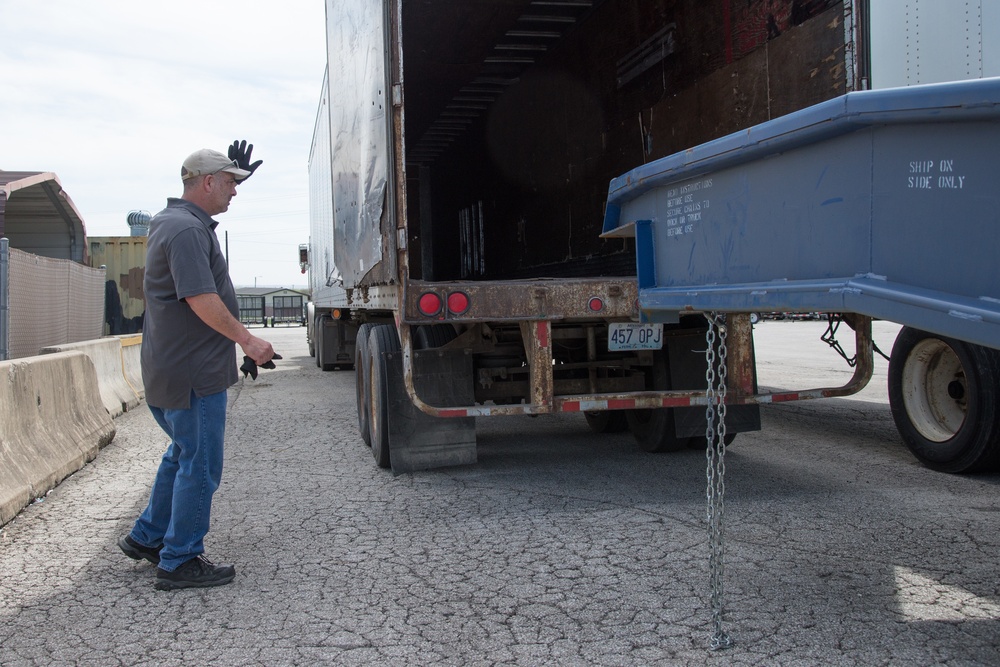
888, 327, 1000, 473
368, 324, 400, 468
584, 410, 628, 433
354, 323, 375, 447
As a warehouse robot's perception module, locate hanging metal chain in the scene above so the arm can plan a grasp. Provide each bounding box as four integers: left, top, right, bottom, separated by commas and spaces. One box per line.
821, 313, 890, 366
705, 312, 732, 650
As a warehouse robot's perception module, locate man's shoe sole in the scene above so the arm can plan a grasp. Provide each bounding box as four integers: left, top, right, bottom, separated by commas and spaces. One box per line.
118, 536, 160, 565
154, 572, 235, 591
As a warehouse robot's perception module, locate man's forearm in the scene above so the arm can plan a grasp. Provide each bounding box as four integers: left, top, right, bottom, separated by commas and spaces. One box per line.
185, 292, 252, 346
185, 293, 275, 363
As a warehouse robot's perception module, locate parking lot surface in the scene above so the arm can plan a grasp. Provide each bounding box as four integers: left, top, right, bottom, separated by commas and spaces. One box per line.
1, 322, 998, 666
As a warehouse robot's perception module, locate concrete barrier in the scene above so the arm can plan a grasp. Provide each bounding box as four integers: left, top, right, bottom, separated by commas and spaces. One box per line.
40, 338, 140, 418
0, 352, 116, 526
115, 334, 144, 400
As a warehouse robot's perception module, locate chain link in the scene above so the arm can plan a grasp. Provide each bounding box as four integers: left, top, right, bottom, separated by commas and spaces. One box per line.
821, 313, 890, 365
705, 312, 732, 650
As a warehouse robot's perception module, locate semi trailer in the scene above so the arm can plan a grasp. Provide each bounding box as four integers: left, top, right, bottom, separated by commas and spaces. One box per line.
304, 0, 999, 473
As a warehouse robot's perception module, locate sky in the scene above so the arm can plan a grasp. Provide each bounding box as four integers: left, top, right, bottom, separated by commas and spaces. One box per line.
0, 0, 327, 289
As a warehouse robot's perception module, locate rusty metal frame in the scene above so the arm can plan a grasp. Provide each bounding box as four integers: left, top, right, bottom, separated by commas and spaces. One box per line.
399, 313, 875, 418
401, 277, 641, 323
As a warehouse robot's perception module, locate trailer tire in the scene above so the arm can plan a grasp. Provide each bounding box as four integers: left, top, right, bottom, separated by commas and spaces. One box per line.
317, 315, 336, 371
307, 304, 316, 357
584, 410, 628, 433
888, 327, 1000, 473
414, 323, 457, 349
355, 323, 375, 447
316, 317, 325, 368
626, 409, 690, 452
368, 324, 400, 468
626, 350, 691, 452
314, 316, 323, 367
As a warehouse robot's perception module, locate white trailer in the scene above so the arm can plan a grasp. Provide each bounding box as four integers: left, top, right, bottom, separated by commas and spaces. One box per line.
868, 0, 1000, 89
304, 68, 356, 371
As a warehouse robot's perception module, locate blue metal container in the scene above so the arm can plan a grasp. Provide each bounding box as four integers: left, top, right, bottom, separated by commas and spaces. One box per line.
603, 78, 1000, 350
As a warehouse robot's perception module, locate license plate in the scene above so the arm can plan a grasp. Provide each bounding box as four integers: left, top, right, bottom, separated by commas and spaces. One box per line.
608, 323, 663, 351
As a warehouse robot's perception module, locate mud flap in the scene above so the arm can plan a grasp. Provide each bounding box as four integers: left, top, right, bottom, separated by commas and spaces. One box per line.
674, 403, 761, 438
667, 330, 762, 438
320, 318, 358, 369
386, 348, 477, 474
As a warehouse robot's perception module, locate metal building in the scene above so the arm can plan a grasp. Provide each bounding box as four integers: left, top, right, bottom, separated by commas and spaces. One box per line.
0, 171, 88, 263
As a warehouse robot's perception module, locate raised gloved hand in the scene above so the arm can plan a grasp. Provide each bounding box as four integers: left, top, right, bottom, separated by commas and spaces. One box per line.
228, 140, 263, 180
240, 353, 282, 380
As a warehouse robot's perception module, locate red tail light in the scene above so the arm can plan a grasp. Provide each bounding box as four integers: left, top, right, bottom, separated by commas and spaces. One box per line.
447, 291, 470, 315
418, 292, 443, 317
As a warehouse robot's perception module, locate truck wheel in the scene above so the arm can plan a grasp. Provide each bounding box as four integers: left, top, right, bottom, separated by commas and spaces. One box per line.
584, 410, 628, 433
317, 315, 336, 371
307, 304, 316, 357
626, 409, 690, 452
314, 316, 323, 368
355, 323, 375, 447
888, 327, 1000, 473
626, 350, 691, 452
414, 323, 457, 349
368, 324, 400, 468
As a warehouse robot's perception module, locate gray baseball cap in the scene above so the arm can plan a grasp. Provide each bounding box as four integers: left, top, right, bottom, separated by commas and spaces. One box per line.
181, 149, 251, 181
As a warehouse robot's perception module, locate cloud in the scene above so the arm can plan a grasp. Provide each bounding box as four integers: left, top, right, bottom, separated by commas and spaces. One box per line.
0, 0, 326, 287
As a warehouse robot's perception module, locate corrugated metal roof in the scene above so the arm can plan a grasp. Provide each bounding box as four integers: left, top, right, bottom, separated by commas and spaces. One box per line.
0, 170, 88, 263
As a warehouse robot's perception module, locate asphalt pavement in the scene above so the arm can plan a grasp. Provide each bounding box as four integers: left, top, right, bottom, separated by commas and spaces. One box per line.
1, 322, 998, 666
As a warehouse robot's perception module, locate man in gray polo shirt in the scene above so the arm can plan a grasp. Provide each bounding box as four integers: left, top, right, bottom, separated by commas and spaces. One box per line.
118, 144, 275, 590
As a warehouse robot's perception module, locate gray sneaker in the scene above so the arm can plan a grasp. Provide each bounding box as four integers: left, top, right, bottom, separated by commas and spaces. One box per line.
154, 555, 236, 591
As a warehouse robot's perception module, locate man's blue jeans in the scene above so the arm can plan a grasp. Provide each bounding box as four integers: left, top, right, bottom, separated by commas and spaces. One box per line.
129, 390, 227, 572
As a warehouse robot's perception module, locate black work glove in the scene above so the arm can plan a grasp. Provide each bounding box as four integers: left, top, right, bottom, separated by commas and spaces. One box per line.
228, 139, 263, 180
240, 353, 282, 380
